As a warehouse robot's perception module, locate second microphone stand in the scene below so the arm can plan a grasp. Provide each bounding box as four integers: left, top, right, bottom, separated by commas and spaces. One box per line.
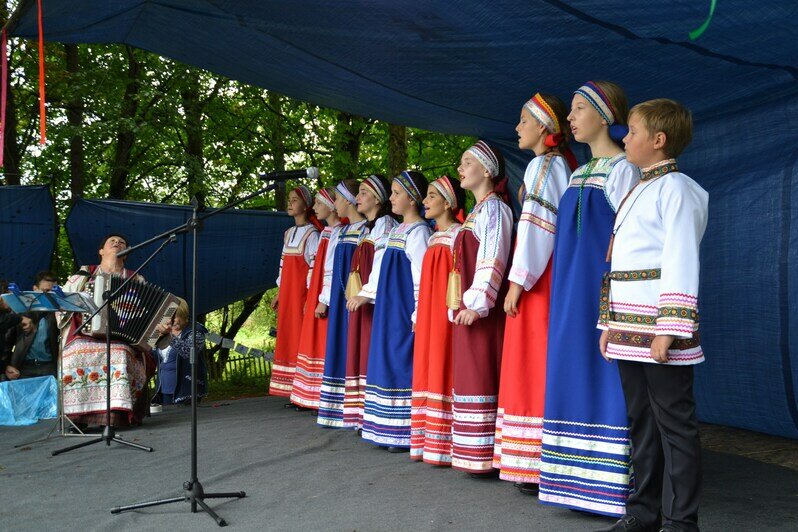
111, 182, 281, 526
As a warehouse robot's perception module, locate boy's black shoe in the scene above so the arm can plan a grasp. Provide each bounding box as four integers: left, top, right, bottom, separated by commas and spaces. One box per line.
594, 515, 658, 532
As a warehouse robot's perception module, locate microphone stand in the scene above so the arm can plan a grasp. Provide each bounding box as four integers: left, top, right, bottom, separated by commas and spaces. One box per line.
51, 235, 178, 456
111, 182, 281, 526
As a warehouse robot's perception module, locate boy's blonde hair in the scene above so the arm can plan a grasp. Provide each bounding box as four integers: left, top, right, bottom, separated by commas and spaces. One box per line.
630, 98, 693, 158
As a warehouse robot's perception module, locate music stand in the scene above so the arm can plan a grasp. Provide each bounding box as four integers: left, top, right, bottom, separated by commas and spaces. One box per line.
3, 289, 94, 448
50, 236, 178, 456
111, 183, 278, 526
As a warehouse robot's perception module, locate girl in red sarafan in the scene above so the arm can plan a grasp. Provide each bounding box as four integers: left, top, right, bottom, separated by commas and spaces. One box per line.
290, 187, 344, 410
449, 141, 513, 476
269, 186, 321, 398
493, 93, 576, 494
409, 175, 465, 465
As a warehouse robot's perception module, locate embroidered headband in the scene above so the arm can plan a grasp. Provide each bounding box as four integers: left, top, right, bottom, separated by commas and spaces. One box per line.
362, 174, 388, 203
575, 81, 616, 125
523, 93, 559, 134
430, 175, 457, 210
466, 140, 500, 178
574, 81, 629, 141
335, 181, 357, 205
292, 186, 313, 208
395, 171, 423, 204
315, 187, 336, 210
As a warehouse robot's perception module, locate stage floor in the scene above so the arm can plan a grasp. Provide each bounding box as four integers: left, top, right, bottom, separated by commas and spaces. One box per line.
1, 397, 796, 531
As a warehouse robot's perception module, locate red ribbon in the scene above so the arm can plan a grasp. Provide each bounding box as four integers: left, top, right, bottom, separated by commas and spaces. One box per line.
0, 29, 7, 167
37, 0, 46, 145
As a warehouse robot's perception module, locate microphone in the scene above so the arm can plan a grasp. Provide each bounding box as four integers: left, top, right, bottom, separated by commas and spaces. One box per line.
258, 167, 319, 181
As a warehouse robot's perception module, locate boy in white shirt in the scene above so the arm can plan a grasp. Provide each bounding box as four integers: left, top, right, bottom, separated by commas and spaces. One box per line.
598, 99, 708, 532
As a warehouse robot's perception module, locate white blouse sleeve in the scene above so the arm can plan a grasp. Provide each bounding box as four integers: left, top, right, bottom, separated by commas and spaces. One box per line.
275, 228, 289, 287
605, 159, 641, 211
303, 229, 321, 288
462, 199, 513, 317
508, 155, 569, 290
357, 228, 391, 303
655, 175, 709, 338
406, 224, 433, 324
318, 225, 342, 306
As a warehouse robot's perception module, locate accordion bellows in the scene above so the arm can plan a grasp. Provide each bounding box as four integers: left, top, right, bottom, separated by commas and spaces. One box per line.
88, 274, 180, 351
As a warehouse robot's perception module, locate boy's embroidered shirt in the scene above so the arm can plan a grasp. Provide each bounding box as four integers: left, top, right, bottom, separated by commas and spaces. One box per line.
276, 224, 320, 287
599, 159, 709, 365
508, 152, 570, 290
358, 220, 432, 317
319, 220, 365, 305
459, 194, 513, 318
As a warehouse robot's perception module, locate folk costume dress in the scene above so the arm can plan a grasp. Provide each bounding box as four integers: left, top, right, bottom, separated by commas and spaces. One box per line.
539, 153, 640, 516
343, 215, 398, 428
317, 219, 367, 428
410, 222, 460, 464
60, 266, 151, 427
599, 159, 708, 529
290, 222, 344, 409
450, 193, 513, 472
493, 152, 570, 483
269, 224, 320, 397
360, 221, 432, 447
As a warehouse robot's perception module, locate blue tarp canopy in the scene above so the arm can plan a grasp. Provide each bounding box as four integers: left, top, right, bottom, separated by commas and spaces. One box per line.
7, 2, 797, 438
66, 198, 292, 315
0, 185, 56, 289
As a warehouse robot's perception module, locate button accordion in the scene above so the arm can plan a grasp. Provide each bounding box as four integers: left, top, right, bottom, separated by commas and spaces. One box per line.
88, 273, 180, 351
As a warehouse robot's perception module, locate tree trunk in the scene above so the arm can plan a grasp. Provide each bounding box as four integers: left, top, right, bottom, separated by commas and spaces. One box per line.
182, 69, 205, 204
109, 46, 141, 199
267, 92, 287, 210
387, 124, 407, 177
332, 112, 361, 181
206, 292, 266, 377
65, 44, 84, 203
0, 4, 20, 184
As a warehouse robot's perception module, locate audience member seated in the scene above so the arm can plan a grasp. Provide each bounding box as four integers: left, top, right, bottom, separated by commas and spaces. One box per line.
2, 271, 62, 381
4, 313, 58, 381
59, 234, 154, 428
152, 298, 208, 405
0, 280, 23, 380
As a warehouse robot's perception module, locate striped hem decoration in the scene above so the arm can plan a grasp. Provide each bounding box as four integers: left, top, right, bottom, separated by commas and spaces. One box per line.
410, 392, 454, 466
493, 409, 544, 483
268, 364, 296, 397
362, 386, 413, 447
452, 393, 498, 473
317, 377, 348, 428
289, 352, 325, 409
539, 419, 631, 517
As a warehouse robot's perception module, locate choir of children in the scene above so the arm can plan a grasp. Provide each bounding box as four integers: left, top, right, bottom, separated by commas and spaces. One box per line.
272, 85, 708, 532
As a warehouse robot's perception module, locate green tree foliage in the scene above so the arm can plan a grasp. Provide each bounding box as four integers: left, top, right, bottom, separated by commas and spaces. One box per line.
0, 36, 474, 370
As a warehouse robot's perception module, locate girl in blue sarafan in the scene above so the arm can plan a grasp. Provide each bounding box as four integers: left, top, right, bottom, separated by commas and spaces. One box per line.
317, 179, 366, 428
539, 80, 640, 518
348, 171, 432, 451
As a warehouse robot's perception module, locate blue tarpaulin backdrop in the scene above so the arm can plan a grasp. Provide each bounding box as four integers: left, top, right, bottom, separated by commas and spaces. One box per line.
6, 1, 797, 438
0, 186, 56, 290
66, 198, 292, 315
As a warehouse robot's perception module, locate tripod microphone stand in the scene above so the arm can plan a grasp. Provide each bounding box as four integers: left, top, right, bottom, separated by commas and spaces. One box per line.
51, 235, 178, 456
111, 183, 280, 526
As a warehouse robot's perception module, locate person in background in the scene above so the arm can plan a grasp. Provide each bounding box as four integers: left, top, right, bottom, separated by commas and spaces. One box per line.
152, 298, 208, 405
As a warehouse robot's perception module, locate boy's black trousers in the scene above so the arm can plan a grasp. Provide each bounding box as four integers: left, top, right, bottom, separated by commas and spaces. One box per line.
617, 360, 702, 531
